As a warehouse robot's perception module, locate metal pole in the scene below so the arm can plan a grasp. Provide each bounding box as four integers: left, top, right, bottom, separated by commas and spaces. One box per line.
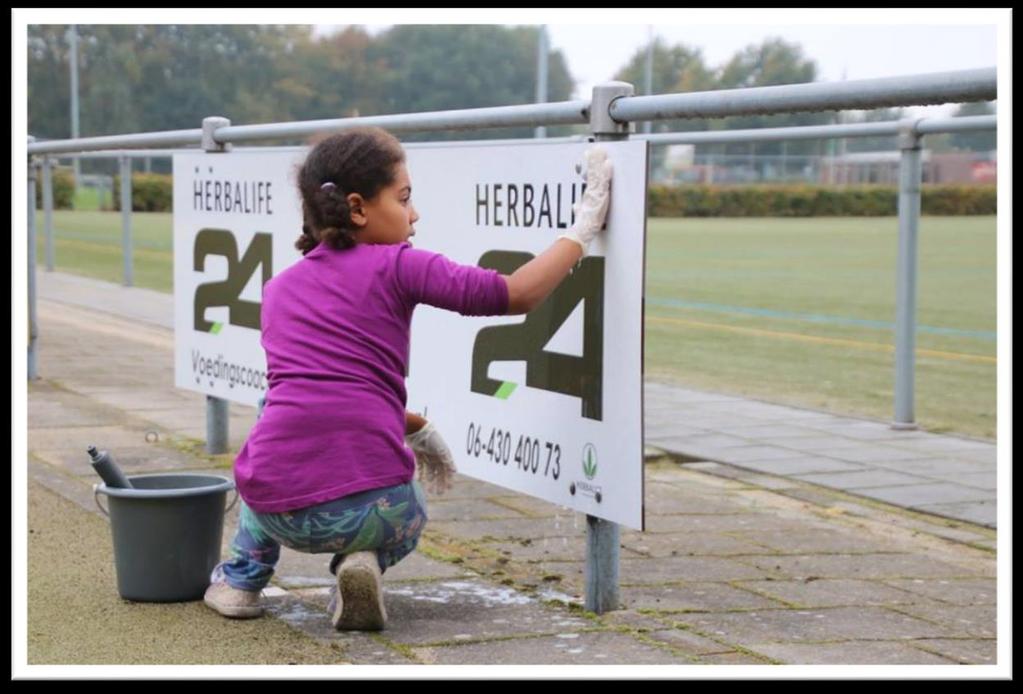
584, 81, 633, 615
203, 116, 233, 454
827, 118, 837, 185
632, 116, 993, 147
643, 27, 653, 135
28, 139, 39, 380
206, 396, 229, 454
120, 155, 133, 286
838, 111, 848, 186
68, 25, 80, 199
611, 68, 996, 123
892, 122, 923, 430
26, 114, 994, 159
534, 26, 548, 139
42, 157, 55, 271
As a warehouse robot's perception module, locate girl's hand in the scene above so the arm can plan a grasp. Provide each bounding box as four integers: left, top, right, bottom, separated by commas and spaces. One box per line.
559, 146, 613, 254
404, 420, 457, 495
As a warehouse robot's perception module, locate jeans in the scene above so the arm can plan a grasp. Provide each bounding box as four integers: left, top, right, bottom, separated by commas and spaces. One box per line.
211, 480, 429, 591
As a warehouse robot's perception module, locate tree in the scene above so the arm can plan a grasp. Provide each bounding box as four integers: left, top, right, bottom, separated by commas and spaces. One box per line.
366, 25, 576, 140
27, 24, 583, 154
713, 38, 831, 157
128, 25, 313, 132
26, 26, 72, 140
613, 39, 715, 131
297, 27, 382, 121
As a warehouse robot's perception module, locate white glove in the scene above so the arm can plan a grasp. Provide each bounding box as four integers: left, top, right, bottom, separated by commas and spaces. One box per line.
405, 420, 456, 495
559, 146, 613, 255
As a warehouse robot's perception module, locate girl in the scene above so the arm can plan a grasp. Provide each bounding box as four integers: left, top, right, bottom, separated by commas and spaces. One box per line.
203, 127, 612, 631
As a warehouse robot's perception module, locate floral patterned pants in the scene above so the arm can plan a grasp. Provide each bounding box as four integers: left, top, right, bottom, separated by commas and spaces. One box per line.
211, 480, 429, 591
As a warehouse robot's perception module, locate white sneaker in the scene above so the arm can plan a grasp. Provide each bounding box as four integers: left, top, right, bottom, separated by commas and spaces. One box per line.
331, 551, 386, 631
203, 581, 264, 619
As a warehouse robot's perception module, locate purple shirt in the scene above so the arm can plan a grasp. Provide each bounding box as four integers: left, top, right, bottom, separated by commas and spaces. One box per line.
235, 241, 509, 512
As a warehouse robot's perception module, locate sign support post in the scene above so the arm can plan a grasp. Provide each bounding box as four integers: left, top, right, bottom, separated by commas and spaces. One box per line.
893, 120, 923, 430
42, 156, 55, 272
28, 137, 39, 380
120, 154, 134, 286
584, 81, 634, 615
202, 116, 232, 454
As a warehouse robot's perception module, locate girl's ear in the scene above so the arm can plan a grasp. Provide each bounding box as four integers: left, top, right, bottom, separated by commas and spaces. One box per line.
347, 193, 367, 227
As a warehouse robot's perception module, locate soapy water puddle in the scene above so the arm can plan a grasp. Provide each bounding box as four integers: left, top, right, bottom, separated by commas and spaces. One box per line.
273, 576, 334, 588
536, 587, 584, 607
268, 597, 328, 624
273, 579, 586, 627
279, 579, 583, 609
386, 581, 535, 606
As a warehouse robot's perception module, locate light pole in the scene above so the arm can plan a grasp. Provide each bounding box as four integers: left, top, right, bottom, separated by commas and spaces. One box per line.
643, 26, 653, 135
68, 24, 81, 198
535, 25, 549, 139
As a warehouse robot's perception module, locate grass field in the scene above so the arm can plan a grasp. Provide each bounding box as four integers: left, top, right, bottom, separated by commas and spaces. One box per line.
73, 186, 108, 211
33, 211, 997, 439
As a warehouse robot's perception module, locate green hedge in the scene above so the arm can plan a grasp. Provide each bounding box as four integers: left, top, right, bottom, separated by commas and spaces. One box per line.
921, 185, 998, 216
112, 173, 173, 212
648, 184, 997, 217
34, 168, 76, 209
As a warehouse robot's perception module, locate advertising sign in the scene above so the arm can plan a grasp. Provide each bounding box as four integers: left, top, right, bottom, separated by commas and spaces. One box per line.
404, 140, 647, 529
173, 150, 305, 406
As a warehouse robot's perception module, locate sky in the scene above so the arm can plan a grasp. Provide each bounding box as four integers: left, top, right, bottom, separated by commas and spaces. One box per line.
313, 10, 1003, 117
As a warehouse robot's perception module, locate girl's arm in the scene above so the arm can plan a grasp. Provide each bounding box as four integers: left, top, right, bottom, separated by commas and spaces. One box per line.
503, 239, 584, 314
502, 147, 612, 315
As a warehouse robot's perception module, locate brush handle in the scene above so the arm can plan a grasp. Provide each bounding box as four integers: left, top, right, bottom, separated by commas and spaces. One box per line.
87, 445, 134, 489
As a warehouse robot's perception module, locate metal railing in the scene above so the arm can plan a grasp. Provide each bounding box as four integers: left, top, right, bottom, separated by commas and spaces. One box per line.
26, 67, 998, 614
641, 115, 996, 145
28, 68, 995, 156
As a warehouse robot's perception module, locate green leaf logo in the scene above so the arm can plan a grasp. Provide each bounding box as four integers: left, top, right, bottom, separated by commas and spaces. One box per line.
582, 444, 597, 480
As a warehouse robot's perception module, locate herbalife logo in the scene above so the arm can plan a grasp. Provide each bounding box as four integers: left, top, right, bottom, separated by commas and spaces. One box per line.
569, 444, 602, 503
582, 443, 598, 480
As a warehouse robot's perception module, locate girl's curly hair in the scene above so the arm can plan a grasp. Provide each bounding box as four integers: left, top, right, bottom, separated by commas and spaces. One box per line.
294, 127, 405, 255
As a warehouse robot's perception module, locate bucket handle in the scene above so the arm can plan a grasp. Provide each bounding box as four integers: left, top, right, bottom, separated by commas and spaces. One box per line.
93, 484, 240, 518
93, 484, 109, 518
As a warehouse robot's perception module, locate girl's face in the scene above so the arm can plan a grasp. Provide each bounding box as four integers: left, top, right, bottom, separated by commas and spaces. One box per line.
348, 163, 420, 246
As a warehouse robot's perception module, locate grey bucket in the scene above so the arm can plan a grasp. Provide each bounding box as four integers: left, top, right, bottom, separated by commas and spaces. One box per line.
94, 473, 237, 602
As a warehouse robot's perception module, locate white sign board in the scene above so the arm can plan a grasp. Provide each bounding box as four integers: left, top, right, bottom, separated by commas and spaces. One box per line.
174, 140, 647, 530
174, 150, 305, 406
404, 140, 647, 530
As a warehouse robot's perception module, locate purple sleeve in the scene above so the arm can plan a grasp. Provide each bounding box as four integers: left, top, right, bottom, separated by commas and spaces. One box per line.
394, 244, 509, 316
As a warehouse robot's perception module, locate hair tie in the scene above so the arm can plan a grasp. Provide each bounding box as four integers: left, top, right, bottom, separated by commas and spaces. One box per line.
320, 182, 337, 192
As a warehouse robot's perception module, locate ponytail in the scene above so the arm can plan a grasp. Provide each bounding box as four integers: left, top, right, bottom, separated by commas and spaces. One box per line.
295, 186, 357, 255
